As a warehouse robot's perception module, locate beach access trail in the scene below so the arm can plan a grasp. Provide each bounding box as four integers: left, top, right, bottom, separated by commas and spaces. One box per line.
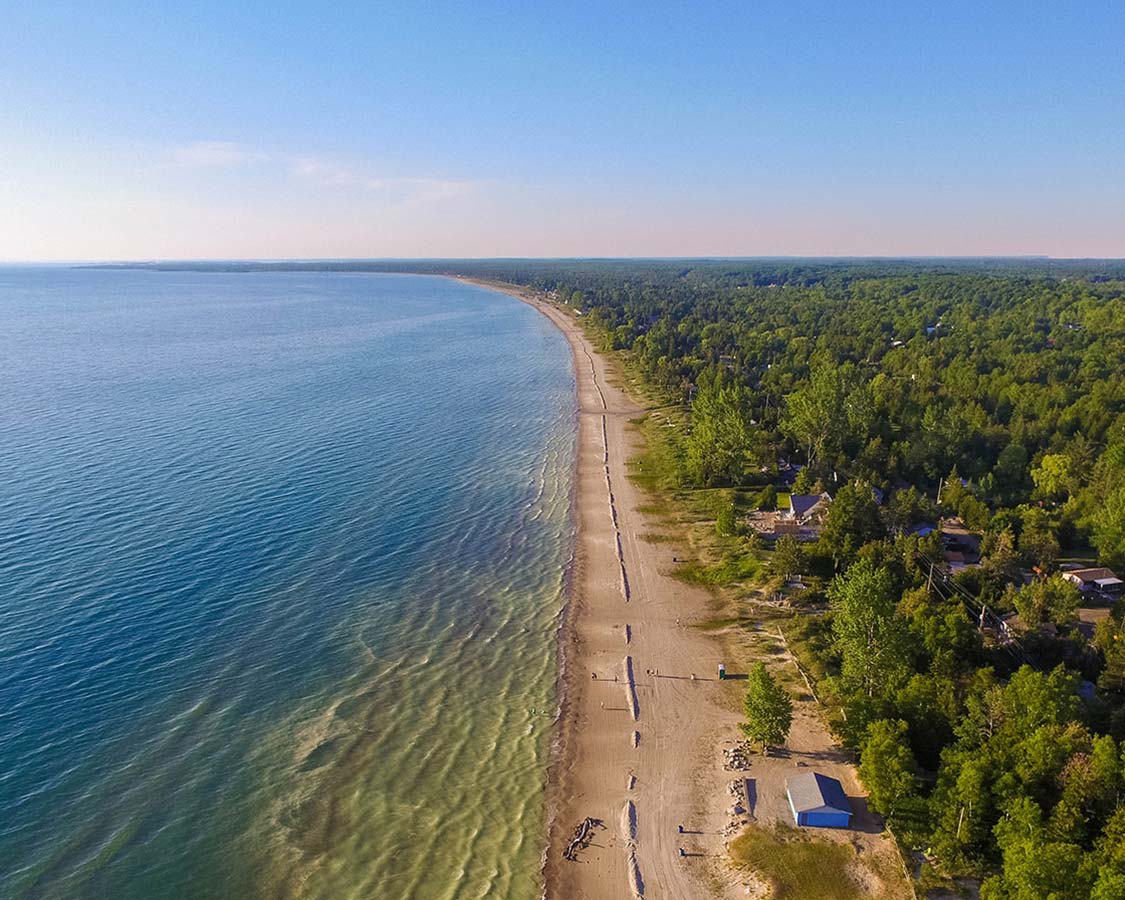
458, 279, 744, 900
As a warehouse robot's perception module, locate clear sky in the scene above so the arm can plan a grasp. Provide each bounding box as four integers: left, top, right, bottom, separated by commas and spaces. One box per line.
2, 1, 1124, 260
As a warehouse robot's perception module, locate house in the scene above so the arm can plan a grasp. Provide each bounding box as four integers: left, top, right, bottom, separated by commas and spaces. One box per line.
944, 549, 967, 572
786, 771, 852, 828
777, 462, 803, 487
1062, 567, 1123, 597
786, 492, 832, 524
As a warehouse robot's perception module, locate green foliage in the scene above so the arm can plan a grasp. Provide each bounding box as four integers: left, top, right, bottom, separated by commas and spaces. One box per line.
782, 363, 872, 472
792, 467, 814, 494
715, 497, 738, 536
770, 535, 805, 581
1092, 485, 1125, 570
741, 662, 793, 752
684, 369, 759, 486
1032, 453, 1074, 500
859, 719, 918, 819
818, 479, 884, 569
757, 483, 778, 511
828, 559, 909, 701
1011, 575, 1080, 629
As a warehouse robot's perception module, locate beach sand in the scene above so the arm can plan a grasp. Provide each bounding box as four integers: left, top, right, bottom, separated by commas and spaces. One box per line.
459, 278, 744, 900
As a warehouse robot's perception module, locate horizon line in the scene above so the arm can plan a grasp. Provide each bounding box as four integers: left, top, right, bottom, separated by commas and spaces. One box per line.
6, 254, 1125, 266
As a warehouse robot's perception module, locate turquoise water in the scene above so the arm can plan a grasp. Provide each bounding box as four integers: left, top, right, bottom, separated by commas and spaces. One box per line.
0, 270, 575, 899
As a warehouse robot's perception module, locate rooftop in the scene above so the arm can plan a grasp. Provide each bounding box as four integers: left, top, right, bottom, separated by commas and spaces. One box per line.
786, 771, 851, 815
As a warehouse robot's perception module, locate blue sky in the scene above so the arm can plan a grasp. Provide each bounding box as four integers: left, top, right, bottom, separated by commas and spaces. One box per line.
2, 1, 1124, 259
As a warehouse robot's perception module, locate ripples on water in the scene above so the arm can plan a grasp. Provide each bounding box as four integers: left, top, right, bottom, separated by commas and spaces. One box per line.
0, 270, 575, 899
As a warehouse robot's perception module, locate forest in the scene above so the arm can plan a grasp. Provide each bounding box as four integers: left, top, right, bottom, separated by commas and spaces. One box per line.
119, 257, 1125, 896
464, 258, 1125, 899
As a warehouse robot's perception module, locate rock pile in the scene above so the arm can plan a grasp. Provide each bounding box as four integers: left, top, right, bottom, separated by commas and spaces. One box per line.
723, 742, 753, 771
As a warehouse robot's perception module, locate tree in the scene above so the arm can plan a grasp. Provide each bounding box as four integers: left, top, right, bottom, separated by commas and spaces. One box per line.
1018, 508, 1060, 570
829, 559, 909, 699
684, 370, 759, 486
757, 483, 778, 511
1091, 485, 1125, 570
741, 662, 793, 753
887, 486, 935, 534
782, 363, 871, 470
818, 479, 884, 570
982, 796, 1091, 900
860, 719, 918, 818
770, 535, 805, 581
984, 527, 1021, 585
1013, 575, 1080, 629
782, 364, 848, 467
792, 466, 814, 494
991, 443, 1030, 505
1032, 453, 1073, 501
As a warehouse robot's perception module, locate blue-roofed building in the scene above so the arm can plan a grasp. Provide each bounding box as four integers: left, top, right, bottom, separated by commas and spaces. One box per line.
785, 771, 852, 828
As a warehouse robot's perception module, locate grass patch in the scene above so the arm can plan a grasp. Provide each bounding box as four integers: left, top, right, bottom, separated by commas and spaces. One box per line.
730, 825, 864, 900
676, 549, 761, 585
637, 531, 675, 543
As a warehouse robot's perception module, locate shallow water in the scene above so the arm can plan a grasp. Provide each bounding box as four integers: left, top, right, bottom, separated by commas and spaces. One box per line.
0, 270, 575, 899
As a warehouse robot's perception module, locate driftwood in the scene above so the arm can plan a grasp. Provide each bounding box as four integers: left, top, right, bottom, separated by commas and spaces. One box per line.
563, 816, 605, 861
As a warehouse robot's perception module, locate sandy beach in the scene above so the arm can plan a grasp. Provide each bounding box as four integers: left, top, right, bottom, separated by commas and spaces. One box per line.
459, 278, 745, 900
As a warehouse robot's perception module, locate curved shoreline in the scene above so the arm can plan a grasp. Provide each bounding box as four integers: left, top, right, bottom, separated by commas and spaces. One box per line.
453, 277, 741, 900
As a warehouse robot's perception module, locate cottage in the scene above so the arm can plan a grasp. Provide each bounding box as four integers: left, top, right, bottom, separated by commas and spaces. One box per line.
785, 771, 852, 828
786, 492, 832, 524
1062, 567, 1123, 597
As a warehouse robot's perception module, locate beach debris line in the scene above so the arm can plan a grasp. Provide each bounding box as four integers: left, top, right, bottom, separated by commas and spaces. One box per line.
620, 799, 638, 842
562, 816, 605, 861
627, 846, 645, 897
623, 655, 639, 720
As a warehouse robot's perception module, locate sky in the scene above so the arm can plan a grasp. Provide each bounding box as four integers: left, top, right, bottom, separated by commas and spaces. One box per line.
2, 1, 1124, 260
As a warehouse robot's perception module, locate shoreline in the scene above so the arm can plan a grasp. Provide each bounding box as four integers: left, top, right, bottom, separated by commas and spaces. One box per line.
454, 277, 742, 900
